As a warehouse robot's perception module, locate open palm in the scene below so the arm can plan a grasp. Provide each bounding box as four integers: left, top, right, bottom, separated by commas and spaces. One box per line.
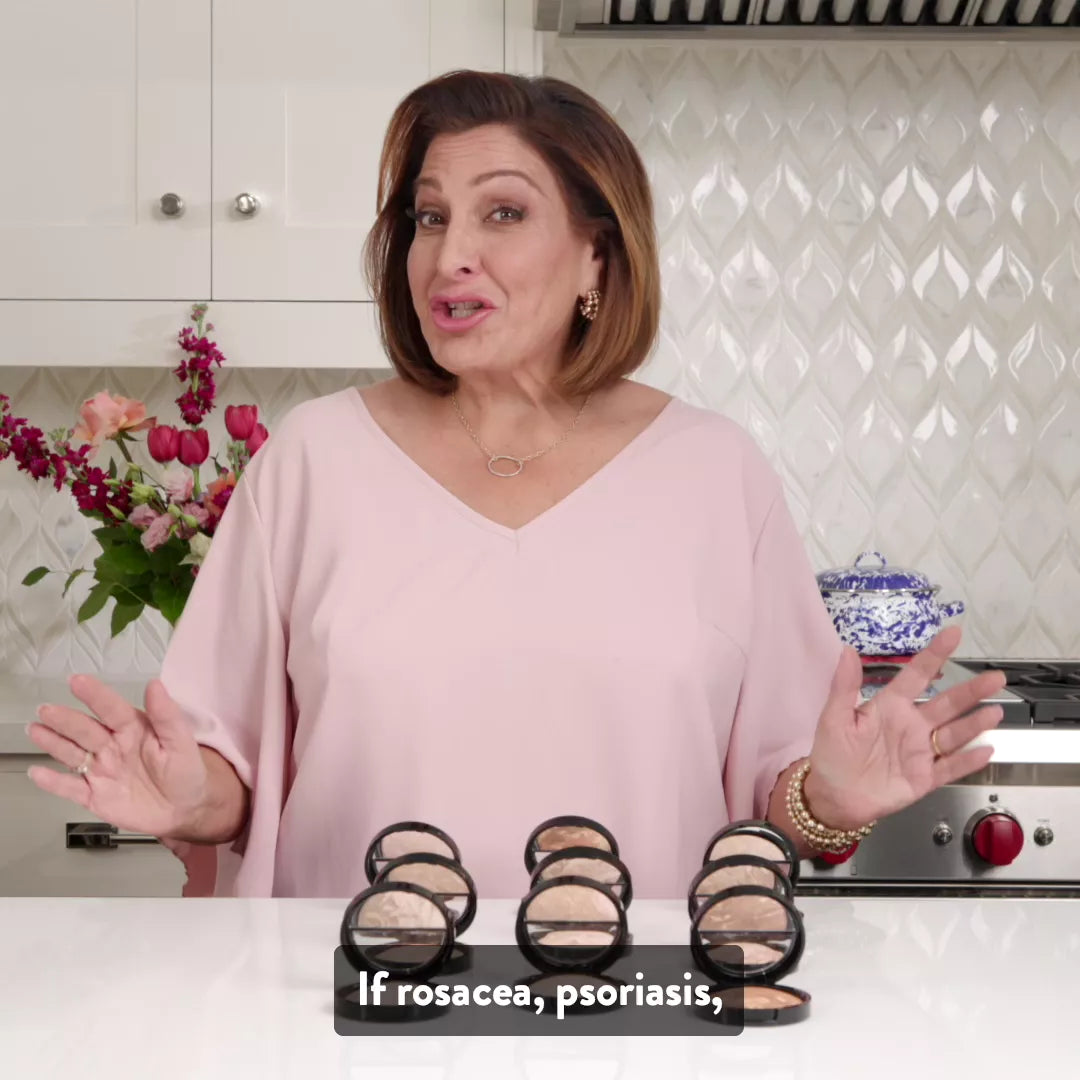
26, 675, 210, 838
804, 626, 1006, 830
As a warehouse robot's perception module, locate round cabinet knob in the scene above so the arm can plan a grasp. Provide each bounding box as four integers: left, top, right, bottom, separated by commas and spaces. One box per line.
234, 193, 260, 216
159, 193, 185, 217
968, 812, 1024, 866
1033, 825, 1054, 847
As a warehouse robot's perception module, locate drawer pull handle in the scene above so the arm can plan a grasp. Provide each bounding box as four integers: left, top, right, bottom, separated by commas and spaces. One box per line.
65, 823, 160, 850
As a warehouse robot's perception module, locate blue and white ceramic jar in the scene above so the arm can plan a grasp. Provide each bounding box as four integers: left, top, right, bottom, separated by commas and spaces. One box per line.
816, 551, 965, 657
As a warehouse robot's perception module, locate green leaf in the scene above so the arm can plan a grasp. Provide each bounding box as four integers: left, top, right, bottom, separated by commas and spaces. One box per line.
77, 581, 113, 623
110, 598, 144, 637
62, 568, 87, 597
21, 566, 50, 586
151, 578, 188, 626
94, 543, 152, 581
108, 457, 117, 479
91, 526, 121, 546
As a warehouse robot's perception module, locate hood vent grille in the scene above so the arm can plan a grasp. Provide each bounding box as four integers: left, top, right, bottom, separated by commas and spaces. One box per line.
535, 0, 1080, 35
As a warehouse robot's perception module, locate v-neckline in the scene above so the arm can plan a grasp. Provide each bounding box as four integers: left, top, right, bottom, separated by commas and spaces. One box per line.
349, 386, 682, 542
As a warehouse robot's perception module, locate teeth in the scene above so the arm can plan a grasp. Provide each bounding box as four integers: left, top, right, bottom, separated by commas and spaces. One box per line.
447, 301, 483, 318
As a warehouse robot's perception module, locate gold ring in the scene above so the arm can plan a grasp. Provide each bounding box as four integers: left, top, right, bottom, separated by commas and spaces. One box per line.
930, 727, 944, 759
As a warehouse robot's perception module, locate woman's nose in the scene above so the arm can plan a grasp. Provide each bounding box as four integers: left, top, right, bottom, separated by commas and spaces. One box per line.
434, 219, 481, 278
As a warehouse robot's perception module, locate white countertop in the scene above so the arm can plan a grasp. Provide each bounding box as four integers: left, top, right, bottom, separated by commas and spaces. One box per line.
1, 895, 1072, 1079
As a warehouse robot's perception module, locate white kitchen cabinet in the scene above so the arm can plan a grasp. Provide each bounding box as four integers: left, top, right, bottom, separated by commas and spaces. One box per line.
212, 0, 505, 301
0, 0, 212, 301
0, 755, 185, 897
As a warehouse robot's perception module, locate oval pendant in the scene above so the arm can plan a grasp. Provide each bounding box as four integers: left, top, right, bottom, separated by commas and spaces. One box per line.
488, 455, 524, 478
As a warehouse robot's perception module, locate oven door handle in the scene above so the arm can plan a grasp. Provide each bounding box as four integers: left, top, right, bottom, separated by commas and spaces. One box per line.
65, 822, 161, 849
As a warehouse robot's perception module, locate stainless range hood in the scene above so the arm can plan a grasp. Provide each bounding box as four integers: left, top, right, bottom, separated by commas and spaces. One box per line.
535, 0, 1080, 37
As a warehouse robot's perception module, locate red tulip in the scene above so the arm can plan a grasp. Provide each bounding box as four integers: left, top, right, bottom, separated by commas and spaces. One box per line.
225, 404, 258, 441
177, 428, 210, 467
246, 423, 269, 455
147, 424, 181, 463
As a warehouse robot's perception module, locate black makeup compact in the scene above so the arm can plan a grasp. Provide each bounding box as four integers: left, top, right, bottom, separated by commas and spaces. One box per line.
523, 815, 620, 874
374, 852, 477, 973
530, 846, 634, 909
364, 821, 463, 884
701, 820, 800, 886
690, 885, 810, 1026
337, 879, 457, 1022
687, 854, 792, 919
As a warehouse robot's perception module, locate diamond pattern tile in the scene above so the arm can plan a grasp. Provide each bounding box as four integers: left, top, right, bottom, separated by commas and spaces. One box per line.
547, 38, 1080, 658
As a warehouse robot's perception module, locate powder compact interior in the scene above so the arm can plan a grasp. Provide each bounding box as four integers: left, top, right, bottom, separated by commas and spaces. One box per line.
374, 852, 477, 974
701, 819, 800, 887
515, 874, 630, 1015
689, 884, 810, 1026
364, 820, 462, 884
530, 845, 634, 909
687, 853, 792, 919
336, 880, 456, 1022
523, 815, 620, 874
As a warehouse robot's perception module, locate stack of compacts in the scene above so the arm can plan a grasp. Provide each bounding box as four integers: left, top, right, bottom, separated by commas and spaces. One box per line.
336, 815, 811, 1027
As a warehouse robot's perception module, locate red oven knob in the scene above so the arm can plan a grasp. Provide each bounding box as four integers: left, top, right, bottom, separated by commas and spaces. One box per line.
968, 812, 1024, 866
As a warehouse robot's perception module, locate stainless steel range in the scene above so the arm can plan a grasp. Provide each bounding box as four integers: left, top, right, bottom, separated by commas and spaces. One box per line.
796, 659, 1080, 897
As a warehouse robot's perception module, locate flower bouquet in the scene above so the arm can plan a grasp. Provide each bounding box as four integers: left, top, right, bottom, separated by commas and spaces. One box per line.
0, 303, 268, 636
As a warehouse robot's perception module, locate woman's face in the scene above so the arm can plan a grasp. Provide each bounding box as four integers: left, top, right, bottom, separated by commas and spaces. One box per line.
406, 124, 602, 382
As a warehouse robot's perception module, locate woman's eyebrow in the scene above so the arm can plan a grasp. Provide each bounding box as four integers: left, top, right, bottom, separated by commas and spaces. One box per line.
413, 169, 544, 195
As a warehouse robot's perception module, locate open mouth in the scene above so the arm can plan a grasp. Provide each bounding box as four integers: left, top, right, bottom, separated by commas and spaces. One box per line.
439, 300, 488, 319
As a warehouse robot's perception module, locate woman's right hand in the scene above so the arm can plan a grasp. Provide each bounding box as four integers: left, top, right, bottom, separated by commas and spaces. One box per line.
27, 674, 211, 840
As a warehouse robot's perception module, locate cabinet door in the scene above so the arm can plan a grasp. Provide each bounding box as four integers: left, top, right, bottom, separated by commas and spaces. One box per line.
212, 0, 504, 302
0, 1, 211, 301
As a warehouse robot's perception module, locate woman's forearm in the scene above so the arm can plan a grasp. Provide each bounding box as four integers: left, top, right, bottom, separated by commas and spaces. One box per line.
168, 747, 251, 845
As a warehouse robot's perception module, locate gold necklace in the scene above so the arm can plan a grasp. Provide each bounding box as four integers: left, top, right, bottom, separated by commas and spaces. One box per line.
450, 390, 592, 478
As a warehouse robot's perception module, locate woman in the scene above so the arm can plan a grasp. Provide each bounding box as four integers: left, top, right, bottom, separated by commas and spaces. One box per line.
26, 71, 1004, 899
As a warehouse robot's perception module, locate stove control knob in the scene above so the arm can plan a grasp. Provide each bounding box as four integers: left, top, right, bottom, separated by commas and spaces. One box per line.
1033, 826, 1054, 847
932, 823, 953, 846
968, 811, 1024, 866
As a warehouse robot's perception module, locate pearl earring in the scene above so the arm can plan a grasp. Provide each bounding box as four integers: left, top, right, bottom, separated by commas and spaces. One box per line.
578, 288, 601, 321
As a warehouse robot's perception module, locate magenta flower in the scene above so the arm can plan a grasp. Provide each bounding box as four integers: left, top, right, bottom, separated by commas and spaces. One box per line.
246, 423, 269, 455
177, 428, 209, 467
148, 424, 181, 463
225, 404, 258, 441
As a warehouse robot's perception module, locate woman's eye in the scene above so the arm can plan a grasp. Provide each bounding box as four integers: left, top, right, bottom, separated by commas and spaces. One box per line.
411, 208, 444, 228
489, 205, 524, 223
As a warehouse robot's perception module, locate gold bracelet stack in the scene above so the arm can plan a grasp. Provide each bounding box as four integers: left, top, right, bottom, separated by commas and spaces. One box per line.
785, 761, 876, 854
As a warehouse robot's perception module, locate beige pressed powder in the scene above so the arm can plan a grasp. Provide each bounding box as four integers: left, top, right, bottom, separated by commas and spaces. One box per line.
364, 821, 462, 884
524, 815, 620, 874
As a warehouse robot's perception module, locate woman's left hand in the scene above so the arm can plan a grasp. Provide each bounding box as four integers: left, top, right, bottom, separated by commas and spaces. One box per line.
802, 625, 1007, 830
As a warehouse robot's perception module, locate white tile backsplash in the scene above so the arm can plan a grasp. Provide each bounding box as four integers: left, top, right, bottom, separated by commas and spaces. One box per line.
1, 38, 1078, 671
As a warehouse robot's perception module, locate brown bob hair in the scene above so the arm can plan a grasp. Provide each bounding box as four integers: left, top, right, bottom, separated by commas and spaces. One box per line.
363, 70, 660, 399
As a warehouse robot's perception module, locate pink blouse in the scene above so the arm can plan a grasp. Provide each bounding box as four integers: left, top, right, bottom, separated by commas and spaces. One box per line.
159, 388, 841, 899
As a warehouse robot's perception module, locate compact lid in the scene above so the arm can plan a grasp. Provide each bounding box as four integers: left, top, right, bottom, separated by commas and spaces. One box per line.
515, 875, 629, 974
340, 880, 455, 982
702, 820, 800, 886
690, 884, 805, 986
364, 820, 462, 884
523, 815, 620, 873
531, 845, 634, 909
374, 852, 477, 936
816, 550, 935, 593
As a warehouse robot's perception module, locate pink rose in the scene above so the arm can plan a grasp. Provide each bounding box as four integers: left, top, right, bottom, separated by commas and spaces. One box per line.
161, 466, 194, 503
72, 393, 155, 453
140, 513, 173, 552
128, 505, 158, 530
